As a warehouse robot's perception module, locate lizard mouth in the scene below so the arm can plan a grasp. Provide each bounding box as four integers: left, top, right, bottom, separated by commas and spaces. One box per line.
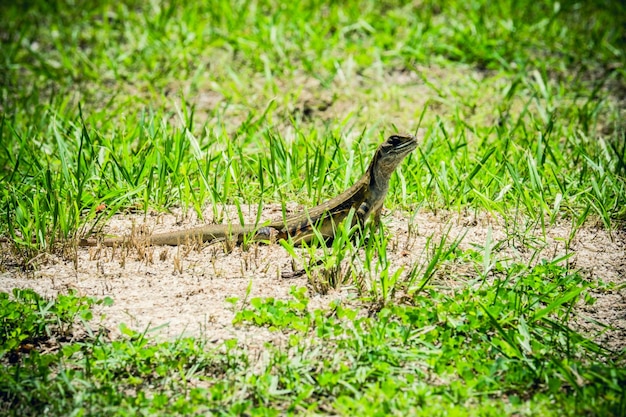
394, 137, 418, 153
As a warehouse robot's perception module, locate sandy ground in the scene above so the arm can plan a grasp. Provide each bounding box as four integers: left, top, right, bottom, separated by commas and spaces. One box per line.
1, 205, 624, 354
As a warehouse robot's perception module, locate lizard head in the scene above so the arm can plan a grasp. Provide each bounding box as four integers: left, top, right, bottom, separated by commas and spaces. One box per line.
372, 134, 418, 179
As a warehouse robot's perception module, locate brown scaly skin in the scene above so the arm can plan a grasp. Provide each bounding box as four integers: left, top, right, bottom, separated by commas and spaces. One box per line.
79, 134, 418, 247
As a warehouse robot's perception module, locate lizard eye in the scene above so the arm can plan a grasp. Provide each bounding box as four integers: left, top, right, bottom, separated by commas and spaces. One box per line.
388, 135, 403, 146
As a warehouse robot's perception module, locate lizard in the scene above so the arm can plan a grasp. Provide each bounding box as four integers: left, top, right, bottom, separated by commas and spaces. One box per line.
79, 133, 418, 247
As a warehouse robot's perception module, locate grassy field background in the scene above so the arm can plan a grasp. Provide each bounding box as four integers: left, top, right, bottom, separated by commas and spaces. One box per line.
1, 0, 625, 415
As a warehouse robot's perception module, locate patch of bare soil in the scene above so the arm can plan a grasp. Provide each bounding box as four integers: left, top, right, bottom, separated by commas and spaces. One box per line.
1, 206, 624, 354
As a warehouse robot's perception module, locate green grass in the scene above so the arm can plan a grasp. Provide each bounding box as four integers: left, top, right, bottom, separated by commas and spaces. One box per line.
1, 284, 624, 416
1, 0, 625, 415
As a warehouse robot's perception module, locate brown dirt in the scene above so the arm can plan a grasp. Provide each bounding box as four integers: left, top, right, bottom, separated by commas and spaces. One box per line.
1, 206, 624, 354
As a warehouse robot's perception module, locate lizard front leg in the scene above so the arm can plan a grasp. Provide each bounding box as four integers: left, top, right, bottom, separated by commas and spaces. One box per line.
356, 201, 383, 227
